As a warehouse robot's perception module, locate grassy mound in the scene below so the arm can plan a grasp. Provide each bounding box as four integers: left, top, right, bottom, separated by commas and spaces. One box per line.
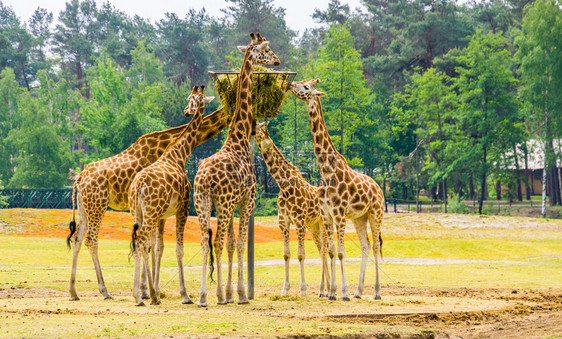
212, 66, 290, 119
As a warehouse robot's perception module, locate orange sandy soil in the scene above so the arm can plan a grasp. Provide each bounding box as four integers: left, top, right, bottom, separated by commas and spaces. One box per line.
0, 208, 311, 243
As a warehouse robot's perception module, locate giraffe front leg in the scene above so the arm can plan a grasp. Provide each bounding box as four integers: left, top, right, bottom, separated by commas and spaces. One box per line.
321, 210, 337, 300
278, 202, 291, 295
195, 192, 211, 307
152, 220, 165, 300
352, 216, 370, 299
296, 221, 307, 297
176, 206, 193, 304
309, 219, 329, 298
225, 215, 235, 303
334, 215, 350, 301
236, 196, 255, 304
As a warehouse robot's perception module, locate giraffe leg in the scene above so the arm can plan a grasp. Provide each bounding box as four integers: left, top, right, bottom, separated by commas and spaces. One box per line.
133, 249, 145, 306
352, 215, 370, 299
214, 206, 233, 305
296, 220, 307, 296
195, 190, 212, 307
309, 219, 329, 298
175, 203, 193, 304
334, 214, 350, 301
225, 215, 235, 303
278, 201, 291, 295
152, 220, 165, 300
141, 261, 150, 299
236, 195, 255, 304
369, 208, 384, 300
69, 193, 87, 301
83, 202, 113, 300
321, 209, 337, 300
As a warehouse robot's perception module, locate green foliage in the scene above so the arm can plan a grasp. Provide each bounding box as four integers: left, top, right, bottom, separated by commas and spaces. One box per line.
448, 195, 469, 214
315, 24, 367, 157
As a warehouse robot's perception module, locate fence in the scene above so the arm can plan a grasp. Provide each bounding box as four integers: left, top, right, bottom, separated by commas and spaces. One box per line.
0, 188, 73, 209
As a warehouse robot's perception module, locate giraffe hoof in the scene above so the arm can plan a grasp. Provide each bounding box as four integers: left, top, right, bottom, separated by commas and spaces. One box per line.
136, 301, 146, 307
374, 295, 381, 300
328, 296, 336, 301
237, 300, 250, 305
342, 297, 351, 301
182, 299, 194, 305
217, 300, 227, 305
354, 295, 361, 299
150, 300, 161, 305
226, 298, 234, 304
103, 295, 114, 300
141, 292, 150, 300
69, 296, 80, 301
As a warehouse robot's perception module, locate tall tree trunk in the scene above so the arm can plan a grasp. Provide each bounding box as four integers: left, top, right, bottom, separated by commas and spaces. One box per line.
513, 144, 523, 201
443, 179, 448, 213
478, 147, 488, 214
524, 142, 531, 200
496, 179, 502, 200
541, 168, 547, 217
468, 173, 470, 200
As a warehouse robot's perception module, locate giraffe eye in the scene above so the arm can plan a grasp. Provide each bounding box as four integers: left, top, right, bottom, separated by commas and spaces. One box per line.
304, 86, 309, 90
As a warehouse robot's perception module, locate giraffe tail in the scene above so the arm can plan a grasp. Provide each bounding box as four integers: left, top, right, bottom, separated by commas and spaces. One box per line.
379, 233, 383, 258
129, 187, 144, 261
129, 223, 139, 261
208, 228, 215, 282
66, 176, 80, 249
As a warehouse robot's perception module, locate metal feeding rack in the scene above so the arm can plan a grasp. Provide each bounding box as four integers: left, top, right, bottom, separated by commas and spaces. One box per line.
208, 70, 297, 119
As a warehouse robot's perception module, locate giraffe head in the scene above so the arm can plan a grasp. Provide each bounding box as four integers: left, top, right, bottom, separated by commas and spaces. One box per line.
237, 32, 280, 66
183, 85, 214, 117
255, 121, 274, 152
289, 79, 326, 102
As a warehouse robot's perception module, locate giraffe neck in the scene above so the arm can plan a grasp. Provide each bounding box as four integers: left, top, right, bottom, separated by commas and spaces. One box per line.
306, 97, 345, 175
122, 108, 228, 166
160, 102, 205, 170
258, 138, 303, 187
225, 49, 254, 148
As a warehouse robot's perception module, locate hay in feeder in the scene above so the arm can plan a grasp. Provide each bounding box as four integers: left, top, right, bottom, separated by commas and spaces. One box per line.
211, 66, 291, 119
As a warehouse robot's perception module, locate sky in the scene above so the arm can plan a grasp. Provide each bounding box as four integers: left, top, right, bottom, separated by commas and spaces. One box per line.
4, 0, 367, 35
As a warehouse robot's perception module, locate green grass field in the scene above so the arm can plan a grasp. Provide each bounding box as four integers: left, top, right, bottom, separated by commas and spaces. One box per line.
1, 210, 561, 337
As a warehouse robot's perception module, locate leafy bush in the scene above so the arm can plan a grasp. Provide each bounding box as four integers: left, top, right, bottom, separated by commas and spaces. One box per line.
255, 197, 278, 216
448, 195, 469, 214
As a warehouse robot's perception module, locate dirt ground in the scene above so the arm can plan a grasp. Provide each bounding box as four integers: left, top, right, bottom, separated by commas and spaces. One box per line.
1, 284, 561, 338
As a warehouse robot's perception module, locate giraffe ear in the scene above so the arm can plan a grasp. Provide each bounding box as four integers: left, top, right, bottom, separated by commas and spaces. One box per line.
255, 41, 269, 52
237, 45, 248, 53
204, 96, 215, 103
256, 121, 268, 129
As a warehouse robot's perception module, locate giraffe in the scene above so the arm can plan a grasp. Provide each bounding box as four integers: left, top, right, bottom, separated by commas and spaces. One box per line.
194, 32, 280, 307
290, 79, 385, 300
128, 85, 213, 306
67, 105, 230, 302
254, 121, 330, 297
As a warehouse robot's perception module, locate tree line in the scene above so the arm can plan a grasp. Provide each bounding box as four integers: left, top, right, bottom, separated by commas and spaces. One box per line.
0, 0, 561, 215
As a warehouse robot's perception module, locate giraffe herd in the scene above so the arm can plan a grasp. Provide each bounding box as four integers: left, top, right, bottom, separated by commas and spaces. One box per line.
66, 33, 385, 306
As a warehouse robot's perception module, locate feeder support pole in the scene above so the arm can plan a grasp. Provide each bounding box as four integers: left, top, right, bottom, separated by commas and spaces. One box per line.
248, 130, 256, 300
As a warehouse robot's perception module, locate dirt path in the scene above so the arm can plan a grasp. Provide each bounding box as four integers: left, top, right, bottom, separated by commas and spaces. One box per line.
1, 286, 561, 338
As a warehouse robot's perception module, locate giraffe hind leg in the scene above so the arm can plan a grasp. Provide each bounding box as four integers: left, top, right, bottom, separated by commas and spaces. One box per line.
368, 208, 384, 300
83, 201, 113, 300
69, 192, 87, 301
